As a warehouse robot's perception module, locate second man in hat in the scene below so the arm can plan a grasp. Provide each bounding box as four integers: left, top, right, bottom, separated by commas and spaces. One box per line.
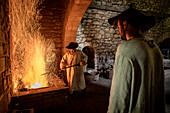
60, 42, 88, 98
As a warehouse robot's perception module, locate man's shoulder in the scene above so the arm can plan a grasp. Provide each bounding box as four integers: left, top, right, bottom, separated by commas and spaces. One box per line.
118, 40, 135, 51
75, 49, 82, 53
119, 38, 145, 49
118, 38, 146, 57
63, 51, 70, 56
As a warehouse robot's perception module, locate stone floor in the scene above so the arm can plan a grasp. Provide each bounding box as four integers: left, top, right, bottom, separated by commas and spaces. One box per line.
51, 69, 170, 113
165, 69, 170, 113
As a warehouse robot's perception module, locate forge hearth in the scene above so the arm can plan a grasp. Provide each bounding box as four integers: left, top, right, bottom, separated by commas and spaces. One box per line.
9, 86, 69, 113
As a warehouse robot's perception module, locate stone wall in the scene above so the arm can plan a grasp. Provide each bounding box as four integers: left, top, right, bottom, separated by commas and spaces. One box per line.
0, 0, 12, 113
145, 17, 170, 43
77, 8, 122, 70
76, 0, 170, 71
76, 0, 127, 70
39, 0, 69, 75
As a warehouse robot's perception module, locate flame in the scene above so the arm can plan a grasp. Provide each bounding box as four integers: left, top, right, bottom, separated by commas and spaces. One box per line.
9, 0, 56, 93
22, 39, 48, 89
31, 82, 43, 89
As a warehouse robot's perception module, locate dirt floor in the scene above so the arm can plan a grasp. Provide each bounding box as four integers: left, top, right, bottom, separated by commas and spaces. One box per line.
56, 72, 112, 113
52, 69, 170, 113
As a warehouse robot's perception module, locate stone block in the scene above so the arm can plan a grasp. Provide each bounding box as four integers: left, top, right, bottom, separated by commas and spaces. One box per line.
93, 21, 102, 25
40, 17, 54, 23
42, 22, 55, 27
55, 43, 62, 48
0, 73, 3, 95
0, 32, 5, 43
86, 19, 92, 23
95, 34, 102, 39
55, 22, 62, 26
53, 26, 62, 30
53, 38, 62, 43
0, 45, 4, 57
0, 58, 5, 73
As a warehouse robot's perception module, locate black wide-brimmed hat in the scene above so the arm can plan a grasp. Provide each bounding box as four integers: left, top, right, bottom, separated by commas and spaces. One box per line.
108, 8, 156, 32
66, 42, 78, 49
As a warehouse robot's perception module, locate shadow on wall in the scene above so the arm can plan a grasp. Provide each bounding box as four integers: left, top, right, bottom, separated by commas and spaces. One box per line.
82, 46, 95, 69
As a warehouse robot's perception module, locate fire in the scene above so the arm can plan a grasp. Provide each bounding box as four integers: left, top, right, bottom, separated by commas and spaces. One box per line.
31, 82, 43, 89
12, 38, 50, 91
9, 0, 56, 93
22, 40, 48, 89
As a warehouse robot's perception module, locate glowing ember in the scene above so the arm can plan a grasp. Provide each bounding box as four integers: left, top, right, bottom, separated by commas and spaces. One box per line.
31, 82, 43, 89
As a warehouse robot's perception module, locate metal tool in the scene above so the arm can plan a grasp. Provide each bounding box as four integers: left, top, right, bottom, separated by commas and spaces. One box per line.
41, 63, 87, 75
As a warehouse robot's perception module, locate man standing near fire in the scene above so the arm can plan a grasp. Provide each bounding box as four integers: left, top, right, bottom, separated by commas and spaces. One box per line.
107, 8, 165, 113
60, 42, 87, 98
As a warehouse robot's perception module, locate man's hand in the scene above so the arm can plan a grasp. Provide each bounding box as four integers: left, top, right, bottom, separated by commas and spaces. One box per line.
61, 67, 66, 70
80, 61, 83, 65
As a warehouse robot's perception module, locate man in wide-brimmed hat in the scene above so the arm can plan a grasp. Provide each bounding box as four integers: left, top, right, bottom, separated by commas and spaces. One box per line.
60, 42, 87, 98
107, 8, 165, 113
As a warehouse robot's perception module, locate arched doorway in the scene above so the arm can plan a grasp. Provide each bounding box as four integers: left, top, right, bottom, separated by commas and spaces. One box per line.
82, 46, 95, 69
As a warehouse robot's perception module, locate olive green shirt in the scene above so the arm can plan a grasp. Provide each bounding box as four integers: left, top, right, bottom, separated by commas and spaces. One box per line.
107, 38, 165, 113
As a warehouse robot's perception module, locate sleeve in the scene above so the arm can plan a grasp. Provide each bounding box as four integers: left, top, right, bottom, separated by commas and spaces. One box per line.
60, 53, 67, 70
107, 54, 132, 113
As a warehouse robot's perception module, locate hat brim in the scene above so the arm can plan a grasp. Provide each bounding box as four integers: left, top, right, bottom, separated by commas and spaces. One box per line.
108, 8, 156, 32
66, 42, 78, 49
108, 14, 120, 27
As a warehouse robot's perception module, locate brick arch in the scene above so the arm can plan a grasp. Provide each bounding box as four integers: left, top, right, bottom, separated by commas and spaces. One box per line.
62, 0, 92, 53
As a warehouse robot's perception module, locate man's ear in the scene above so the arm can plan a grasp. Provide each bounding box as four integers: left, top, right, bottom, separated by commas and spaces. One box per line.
123, 21, 128, 29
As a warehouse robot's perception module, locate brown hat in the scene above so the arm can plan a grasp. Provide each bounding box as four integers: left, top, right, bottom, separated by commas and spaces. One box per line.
66, 42, 78, 49
108, 8, 156, 32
